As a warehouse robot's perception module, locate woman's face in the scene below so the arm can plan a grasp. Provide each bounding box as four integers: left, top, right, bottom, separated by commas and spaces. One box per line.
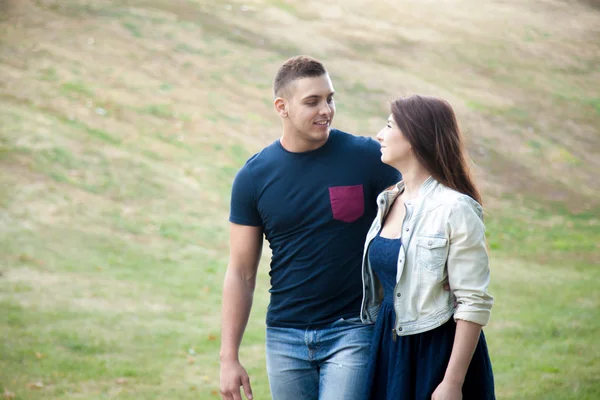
376, 115, 412, 166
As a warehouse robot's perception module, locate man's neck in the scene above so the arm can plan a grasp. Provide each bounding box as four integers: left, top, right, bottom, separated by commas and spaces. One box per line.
280, 131, 329, 153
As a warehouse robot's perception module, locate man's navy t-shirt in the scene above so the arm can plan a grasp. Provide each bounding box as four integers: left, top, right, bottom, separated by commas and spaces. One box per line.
229, 129, 400, 328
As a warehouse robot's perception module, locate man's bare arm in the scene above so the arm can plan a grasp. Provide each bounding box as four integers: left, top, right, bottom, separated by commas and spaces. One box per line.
219, 223, 263, 400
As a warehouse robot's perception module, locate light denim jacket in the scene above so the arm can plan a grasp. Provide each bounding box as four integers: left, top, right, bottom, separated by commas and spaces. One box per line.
360, 176, 493, 336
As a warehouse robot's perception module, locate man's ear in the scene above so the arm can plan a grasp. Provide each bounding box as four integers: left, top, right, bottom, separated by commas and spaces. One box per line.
274, 97, 288, 118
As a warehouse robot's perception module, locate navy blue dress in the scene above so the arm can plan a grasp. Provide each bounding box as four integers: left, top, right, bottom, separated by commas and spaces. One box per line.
364, 232, 495, 400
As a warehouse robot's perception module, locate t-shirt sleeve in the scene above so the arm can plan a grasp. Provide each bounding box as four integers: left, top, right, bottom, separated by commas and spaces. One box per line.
376, 162, 402, 193
229, 165, 262, 227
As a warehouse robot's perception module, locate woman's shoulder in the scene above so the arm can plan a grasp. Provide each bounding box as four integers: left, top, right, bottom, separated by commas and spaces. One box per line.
433, 185, 483, 217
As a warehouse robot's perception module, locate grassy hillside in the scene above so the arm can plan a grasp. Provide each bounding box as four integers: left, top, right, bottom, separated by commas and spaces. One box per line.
1, 0, 599, 399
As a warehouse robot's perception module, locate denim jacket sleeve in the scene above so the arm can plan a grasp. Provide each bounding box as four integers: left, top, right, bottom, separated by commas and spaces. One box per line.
446, 196, 494, 326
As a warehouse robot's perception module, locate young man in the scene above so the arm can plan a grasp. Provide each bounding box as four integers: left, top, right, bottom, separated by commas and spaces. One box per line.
219, 56, 401, 400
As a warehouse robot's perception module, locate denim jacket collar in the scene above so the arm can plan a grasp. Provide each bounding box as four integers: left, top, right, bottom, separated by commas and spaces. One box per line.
394, 175, 437, 198
376, 176, 437, 224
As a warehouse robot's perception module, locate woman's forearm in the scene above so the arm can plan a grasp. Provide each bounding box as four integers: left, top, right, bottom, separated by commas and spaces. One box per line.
443, 319, 482, 386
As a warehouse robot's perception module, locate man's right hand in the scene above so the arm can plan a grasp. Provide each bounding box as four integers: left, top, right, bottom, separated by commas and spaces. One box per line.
220, 359, 253, 400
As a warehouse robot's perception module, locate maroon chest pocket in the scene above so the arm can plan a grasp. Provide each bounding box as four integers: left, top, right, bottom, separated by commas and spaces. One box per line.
328, 185, 365, 223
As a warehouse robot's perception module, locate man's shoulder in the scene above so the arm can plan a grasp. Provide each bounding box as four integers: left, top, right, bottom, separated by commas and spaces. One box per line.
239, 140, 281, 172
331, 128, 380, 153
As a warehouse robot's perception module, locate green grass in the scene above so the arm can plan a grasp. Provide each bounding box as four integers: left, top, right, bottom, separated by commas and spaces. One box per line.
488, 256, 600, 399
486, 204, 599, 262
39, 67, 59, 82
60, 81, 94, 98
175, 43, 204, 55
122, 21, 143, 38
2, 208, 597, 399
1, 0, 599, 399
138, 104, 174, 119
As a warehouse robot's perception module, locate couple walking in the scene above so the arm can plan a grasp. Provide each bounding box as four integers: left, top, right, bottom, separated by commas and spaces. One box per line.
219, 55, 495, 400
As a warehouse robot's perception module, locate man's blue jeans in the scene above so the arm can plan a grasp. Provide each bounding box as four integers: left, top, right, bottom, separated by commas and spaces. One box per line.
266, 317, 373, 400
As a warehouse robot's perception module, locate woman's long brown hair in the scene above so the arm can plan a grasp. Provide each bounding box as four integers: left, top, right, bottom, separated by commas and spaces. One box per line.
391, 95, 482, 204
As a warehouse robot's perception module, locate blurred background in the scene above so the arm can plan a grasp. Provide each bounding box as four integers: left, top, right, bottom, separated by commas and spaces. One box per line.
0, 0, 599, 399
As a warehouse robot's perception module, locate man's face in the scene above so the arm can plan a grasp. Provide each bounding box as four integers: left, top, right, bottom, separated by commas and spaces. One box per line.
283, 74, 335, 144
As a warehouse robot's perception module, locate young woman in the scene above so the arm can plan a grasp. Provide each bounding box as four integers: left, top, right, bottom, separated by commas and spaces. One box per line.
360, 95, 495, 399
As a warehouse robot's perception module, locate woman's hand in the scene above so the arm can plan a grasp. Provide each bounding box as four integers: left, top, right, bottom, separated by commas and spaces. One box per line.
431, 379, 462, 400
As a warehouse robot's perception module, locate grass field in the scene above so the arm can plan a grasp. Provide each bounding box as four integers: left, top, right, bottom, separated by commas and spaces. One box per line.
1, 0, 599, 399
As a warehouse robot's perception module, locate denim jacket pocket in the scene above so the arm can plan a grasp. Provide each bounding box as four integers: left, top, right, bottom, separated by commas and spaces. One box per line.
416, 236, 448, 272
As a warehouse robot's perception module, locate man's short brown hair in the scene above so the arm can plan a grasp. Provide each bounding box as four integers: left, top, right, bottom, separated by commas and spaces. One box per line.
273, 55, 327, 97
